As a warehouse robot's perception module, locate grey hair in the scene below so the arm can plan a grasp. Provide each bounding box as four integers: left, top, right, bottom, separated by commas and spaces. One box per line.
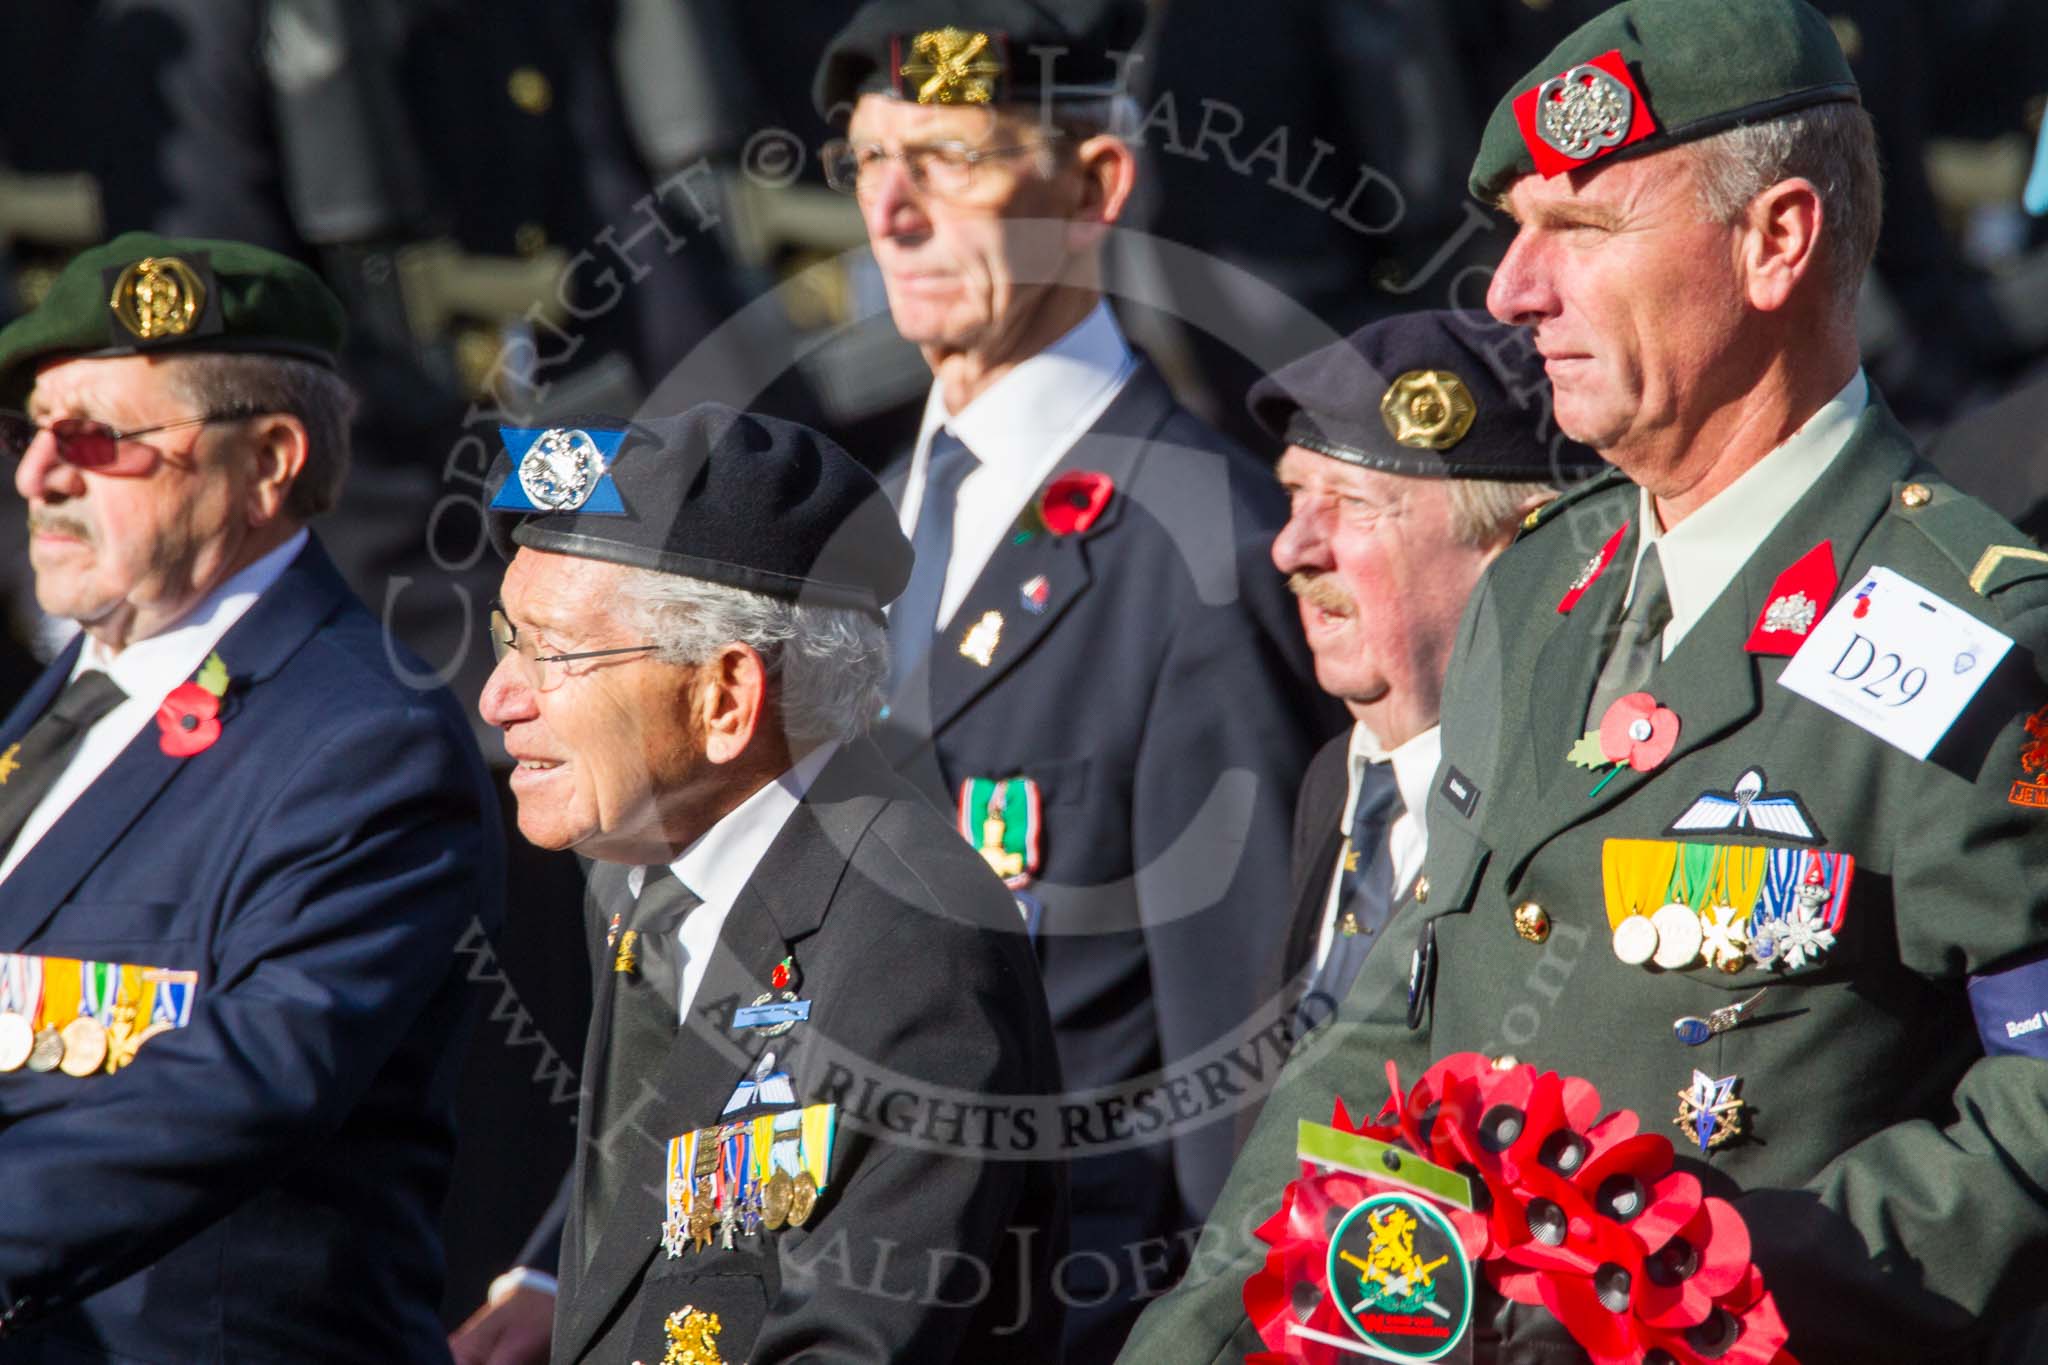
1445, 479, 1558, 550
1687, 102, 1883, 303
167, 353, 358, 519
618, 568, 887, 748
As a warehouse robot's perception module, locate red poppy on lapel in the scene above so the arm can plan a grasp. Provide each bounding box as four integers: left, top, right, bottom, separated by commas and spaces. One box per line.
1038, 470, 1114, 536
156, 651, 229, 757
1598, 693, 1680, 772
156, 684, 221, 757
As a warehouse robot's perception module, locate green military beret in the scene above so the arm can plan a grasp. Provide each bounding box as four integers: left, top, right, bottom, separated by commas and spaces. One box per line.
1468, 0, 1859, 202
0, 231, 345, 405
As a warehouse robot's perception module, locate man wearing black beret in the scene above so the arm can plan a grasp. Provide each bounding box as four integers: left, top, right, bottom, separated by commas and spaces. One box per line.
1250, 310, 1602, 1037
0, 233, 501, 1359
477, 404, 1066, 1364
815, 5, 1341, 1357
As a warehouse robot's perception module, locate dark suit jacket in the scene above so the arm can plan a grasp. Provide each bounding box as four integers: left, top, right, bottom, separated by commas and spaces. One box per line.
553, 740, 1066, 1365
875, 356, 1344, 1360
0, 538, 502, 1363
1279, 732, 1351, 991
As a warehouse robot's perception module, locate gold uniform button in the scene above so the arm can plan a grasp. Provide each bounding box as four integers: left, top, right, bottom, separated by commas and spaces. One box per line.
1512, 901, 1551, 943
1492, 1054, 1520, 1071
1899, 483, 1932, 509
1412, 875, 1431, 904
507, 67, 553, 116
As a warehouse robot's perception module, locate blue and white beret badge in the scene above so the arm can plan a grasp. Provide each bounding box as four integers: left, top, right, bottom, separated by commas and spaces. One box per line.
490, 426, 629, 514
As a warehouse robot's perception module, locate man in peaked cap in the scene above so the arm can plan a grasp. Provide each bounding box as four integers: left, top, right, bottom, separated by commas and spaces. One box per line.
0, 231, 502, 1359
1250, 310, 1603, 1041
1124, 0, 2048, 1359
476, 405, 1065, 1364
816, 4, 1342, 1357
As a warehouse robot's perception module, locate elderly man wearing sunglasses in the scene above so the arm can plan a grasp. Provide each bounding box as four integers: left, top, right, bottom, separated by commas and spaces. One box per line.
0, 232, 500, 1362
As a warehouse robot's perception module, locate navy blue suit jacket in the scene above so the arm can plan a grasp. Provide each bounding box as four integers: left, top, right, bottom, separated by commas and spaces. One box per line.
0, 538, 502, 1363
876, 357, 1345, 1362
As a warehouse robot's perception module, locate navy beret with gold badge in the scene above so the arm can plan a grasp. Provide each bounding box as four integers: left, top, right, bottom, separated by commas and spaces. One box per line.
1247, 310, 1606, 484
1469, 0, 1859, 201
813, 0, 1144, 120
0, 231, 344, 405
486, 404, 913, 618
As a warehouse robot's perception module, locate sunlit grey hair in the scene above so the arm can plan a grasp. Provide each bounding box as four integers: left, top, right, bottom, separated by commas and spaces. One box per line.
1687, 102, 1882, 304
167, 353, 357, 519
617, 567, 887, 747
1445, 480, 1559, 550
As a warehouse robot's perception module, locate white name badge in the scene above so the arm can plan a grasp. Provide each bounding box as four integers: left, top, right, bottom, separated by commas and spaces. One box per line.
1777, 566, 2013, 760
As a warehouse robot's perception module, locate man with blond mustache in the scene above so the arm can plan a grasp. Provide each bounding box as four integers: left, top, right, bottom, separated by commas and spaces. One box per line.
1125, 1, 2048, 1359
1252, 310, 1600, 1037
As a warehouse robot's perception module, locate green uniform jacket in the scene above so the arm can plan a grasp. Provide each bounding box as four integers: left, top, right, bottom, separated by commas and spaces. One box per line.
1120, 399, 2048, 1363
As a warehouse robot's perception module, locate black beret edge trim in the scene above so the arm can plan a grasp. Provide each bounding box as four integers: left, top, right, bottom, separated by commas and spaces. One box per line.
1287, 428, 1571, 483
511, 524, 889, 619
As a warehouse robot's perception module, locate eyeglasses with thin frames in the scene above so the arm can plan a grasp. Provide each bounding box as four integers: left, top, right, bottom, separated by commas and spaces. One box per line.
489, 602, 659, 691
0, 408, 267, 477
821, 133, 1064, 200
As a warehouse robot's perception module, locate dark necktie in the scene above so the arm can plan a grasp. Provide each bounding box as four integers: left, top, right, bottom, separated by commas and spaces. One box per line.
584, 865, 702, 1257
1585, 543, 1673, 728
1303, 762, 1402, 1016
0, 670, 127, 863
887, 430, 980, 696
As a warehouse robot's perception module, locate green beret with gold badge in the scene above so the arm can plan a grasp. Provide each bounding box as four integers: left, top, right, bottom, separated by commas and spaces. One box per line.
813, 0, 1144, 120
1468, 0, 1860, 202
0, 231, 345, 405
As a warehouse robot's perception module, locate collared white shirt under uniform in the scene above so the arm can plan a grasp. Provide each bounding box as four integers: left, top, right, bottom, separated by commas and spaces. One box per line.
895, 301, 1138, 629
1311, 721, 1440, 975
624, 740, 838, 1022
0, 529, 309, 885
1619, 369, 1869, 657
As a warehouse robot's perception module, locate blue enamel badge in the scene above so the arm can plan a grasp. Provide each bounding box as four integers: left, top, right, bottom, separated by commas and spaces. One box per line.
490, 426, 629, 514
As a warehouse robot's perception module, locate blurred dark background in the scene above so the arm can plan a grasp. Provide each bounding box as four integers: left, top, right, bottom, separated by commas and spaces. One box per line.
0, 0, 2043, 1324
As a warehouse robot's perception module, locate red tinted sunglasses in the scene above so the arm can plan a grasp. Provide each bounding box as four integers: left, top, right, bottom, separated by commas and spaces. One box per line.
0, 408, 262, 476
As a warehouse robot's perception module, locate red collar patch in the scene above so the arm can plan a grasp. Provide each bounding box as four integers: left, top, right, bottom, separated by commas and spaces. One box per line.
1512, 50, 1659, 180
1745, 540, 1838, 655
1557, 521, 1629, 614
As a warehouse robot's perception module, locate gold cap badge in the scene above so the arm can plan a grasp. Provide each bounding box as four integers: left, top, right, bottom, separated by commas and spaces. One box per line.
108, 256, 206, 341
1379, 369, 1478, 451
901, 28, 1005, 104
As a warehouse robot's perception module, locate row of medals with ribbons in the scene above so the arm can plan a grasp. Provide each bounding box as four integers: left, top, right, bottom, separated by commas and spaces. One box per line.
0, 953, 196, 1077
1600, 839, 1853, 974
662, 1100, 836, 1258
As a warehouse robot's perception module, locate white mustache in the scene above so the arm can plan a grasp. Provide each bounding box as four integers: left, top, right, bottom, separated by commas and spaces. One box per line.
27, 510, 94, 545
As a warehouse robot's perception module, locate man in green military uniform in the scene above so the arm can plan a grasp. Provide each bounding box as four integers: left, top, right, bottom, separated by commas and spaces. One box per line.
1120, 1, 2048, 1359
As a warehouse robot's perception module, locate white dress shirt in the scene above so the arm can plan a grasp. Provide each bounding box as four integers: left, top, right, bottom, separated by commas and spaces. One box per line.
624, 740, 839, 1022
1621, 370, 1869, 656
1312, 721, 1440, 974
896, 301, 1138, 628
0, 529, 309, 885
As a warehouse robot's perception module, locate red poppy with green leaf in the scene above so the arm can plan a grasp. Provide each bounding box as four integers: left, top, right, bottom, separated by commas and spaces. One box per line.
157, 651, 229, 758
